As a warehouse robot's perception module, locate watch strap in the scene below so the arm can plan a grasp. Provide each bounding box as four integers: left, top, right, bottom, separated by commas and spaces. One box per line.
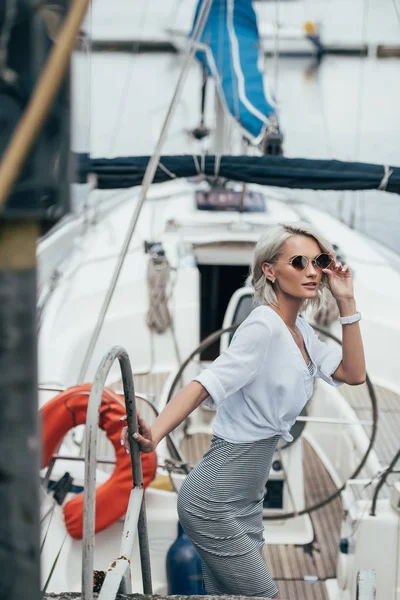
339, 312, 361, 325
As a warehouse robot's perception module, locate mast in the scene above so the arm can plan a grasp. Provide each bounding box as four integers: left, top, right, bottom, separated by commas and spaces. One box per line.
189, 0, 282, 158
214, 85, 228, 155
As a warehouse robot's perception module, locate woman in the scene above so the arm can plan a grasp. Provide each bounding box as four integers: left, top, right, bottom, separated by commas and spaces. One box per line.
121, 222, 366, 598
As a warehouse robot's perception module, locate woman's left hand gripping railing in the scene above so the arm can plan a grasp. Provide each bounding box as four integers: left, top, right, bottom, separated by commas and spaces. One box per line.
82, 346, 153, 600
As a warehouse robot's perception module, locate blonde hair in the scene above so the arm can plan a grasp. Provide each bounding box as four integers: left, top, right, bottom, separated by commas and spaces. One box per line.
250, 221, 334, 312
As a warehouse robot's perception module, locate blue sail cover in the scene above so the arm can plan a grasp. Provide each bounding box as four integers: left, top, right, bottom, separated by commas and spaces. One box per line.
76, 154, 400, 195
191, 0, 277, 143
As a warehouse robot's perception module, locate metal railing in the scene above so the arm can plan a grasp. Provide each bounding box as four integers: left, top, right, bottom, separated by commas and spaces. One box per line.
82, 346, 152, 600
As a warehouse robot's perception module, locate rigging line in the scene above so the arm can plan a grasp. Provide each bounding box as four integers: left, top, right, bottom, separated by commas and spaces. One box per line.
77, 0, 213, 385
107, 1, 150, 155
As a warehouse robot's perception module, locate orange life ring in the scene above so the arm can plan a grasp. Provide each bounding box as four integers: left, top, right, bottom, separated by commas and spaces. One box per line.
40, 384, 157, 539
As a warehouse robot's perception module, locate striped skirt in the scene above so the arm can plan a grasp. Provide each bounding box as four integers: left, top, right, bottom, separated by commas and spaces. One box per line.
177, 435, 280, 598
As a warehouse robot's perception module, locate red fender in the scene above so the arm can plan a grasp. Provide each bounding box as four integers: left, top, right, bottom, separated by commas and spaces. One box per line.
40, 384, 157, 539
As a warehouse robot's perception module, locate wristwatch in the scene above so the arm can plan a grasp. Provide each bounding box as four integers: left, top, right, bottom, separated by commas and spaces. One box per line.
339, 312, 362, 325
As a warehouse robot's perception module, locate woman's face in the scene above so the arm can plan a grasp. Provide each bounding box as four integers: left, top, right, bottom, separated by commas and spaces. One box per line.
263, 235, 326, 301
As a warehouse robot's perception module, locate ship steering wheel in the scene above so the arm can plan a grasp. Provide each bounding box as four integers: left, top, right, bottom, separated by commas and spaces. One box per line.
166, 324, 378, 520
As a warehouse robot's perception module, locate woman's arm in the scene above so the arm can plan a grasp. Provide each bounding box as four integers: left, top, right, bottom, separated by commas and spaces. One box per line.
122, 311, 273, 452
332, 298, 366, 385
122, 381, 209, 453
322, 258, 366, 385
152, 381, 209, 448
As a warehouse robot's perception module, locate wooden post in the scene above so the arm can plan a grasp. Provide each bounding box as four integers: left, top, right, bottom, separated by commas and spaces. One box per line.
0, 220, 41, 599
0, 0, 79, 595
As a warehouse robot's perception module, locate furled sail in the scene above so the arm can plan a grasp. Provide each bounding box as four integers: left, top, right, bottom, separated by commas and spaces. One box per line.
191, 0, 280, 151
77, 154, 400, 194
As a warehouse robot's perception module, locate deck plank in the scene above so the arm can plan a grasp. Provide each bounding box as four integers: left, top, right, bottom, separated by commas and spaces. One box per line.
275, 580, 329, 600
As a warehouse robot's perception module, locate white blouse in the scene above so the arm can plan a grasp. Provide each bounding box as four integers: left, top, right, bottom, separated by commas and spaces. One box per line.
194, 305, 343, 444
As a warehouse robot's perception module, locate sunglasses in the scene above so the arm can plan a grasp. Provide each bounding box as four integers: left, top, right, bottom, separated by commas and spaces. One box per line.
277, 253, 333, 271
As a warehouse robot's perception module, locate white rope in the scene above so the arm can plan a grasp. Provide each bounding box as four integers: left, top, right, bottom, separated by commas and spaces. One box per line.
146, 251, 183, 373
146, 255, 172, 334
214, 153, 221, 177
158, 161, 177, 179
192, 154, 202, 175
378, 165, 393, 191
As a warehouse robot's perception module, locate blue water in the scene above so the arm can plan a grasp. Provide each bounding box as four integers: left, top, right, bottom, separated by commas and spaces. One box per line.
72, 0, 400, 252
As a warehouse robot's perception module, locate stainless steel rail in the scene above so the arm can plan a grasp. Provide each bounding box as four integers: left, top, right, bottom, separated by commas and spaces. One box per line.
82, 346, 152, 600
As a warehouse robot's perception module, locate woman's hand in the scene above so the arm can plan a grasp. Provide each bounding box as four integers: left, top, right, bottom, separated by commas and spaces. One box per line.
120, 412, 155, 454
322, 253, 354, 301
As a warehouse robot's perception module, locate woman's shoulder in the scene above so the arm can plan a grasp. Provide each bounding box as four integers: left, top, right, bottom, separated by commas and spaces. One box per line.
230, 306, 276, 353
239, 305, 279, 333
